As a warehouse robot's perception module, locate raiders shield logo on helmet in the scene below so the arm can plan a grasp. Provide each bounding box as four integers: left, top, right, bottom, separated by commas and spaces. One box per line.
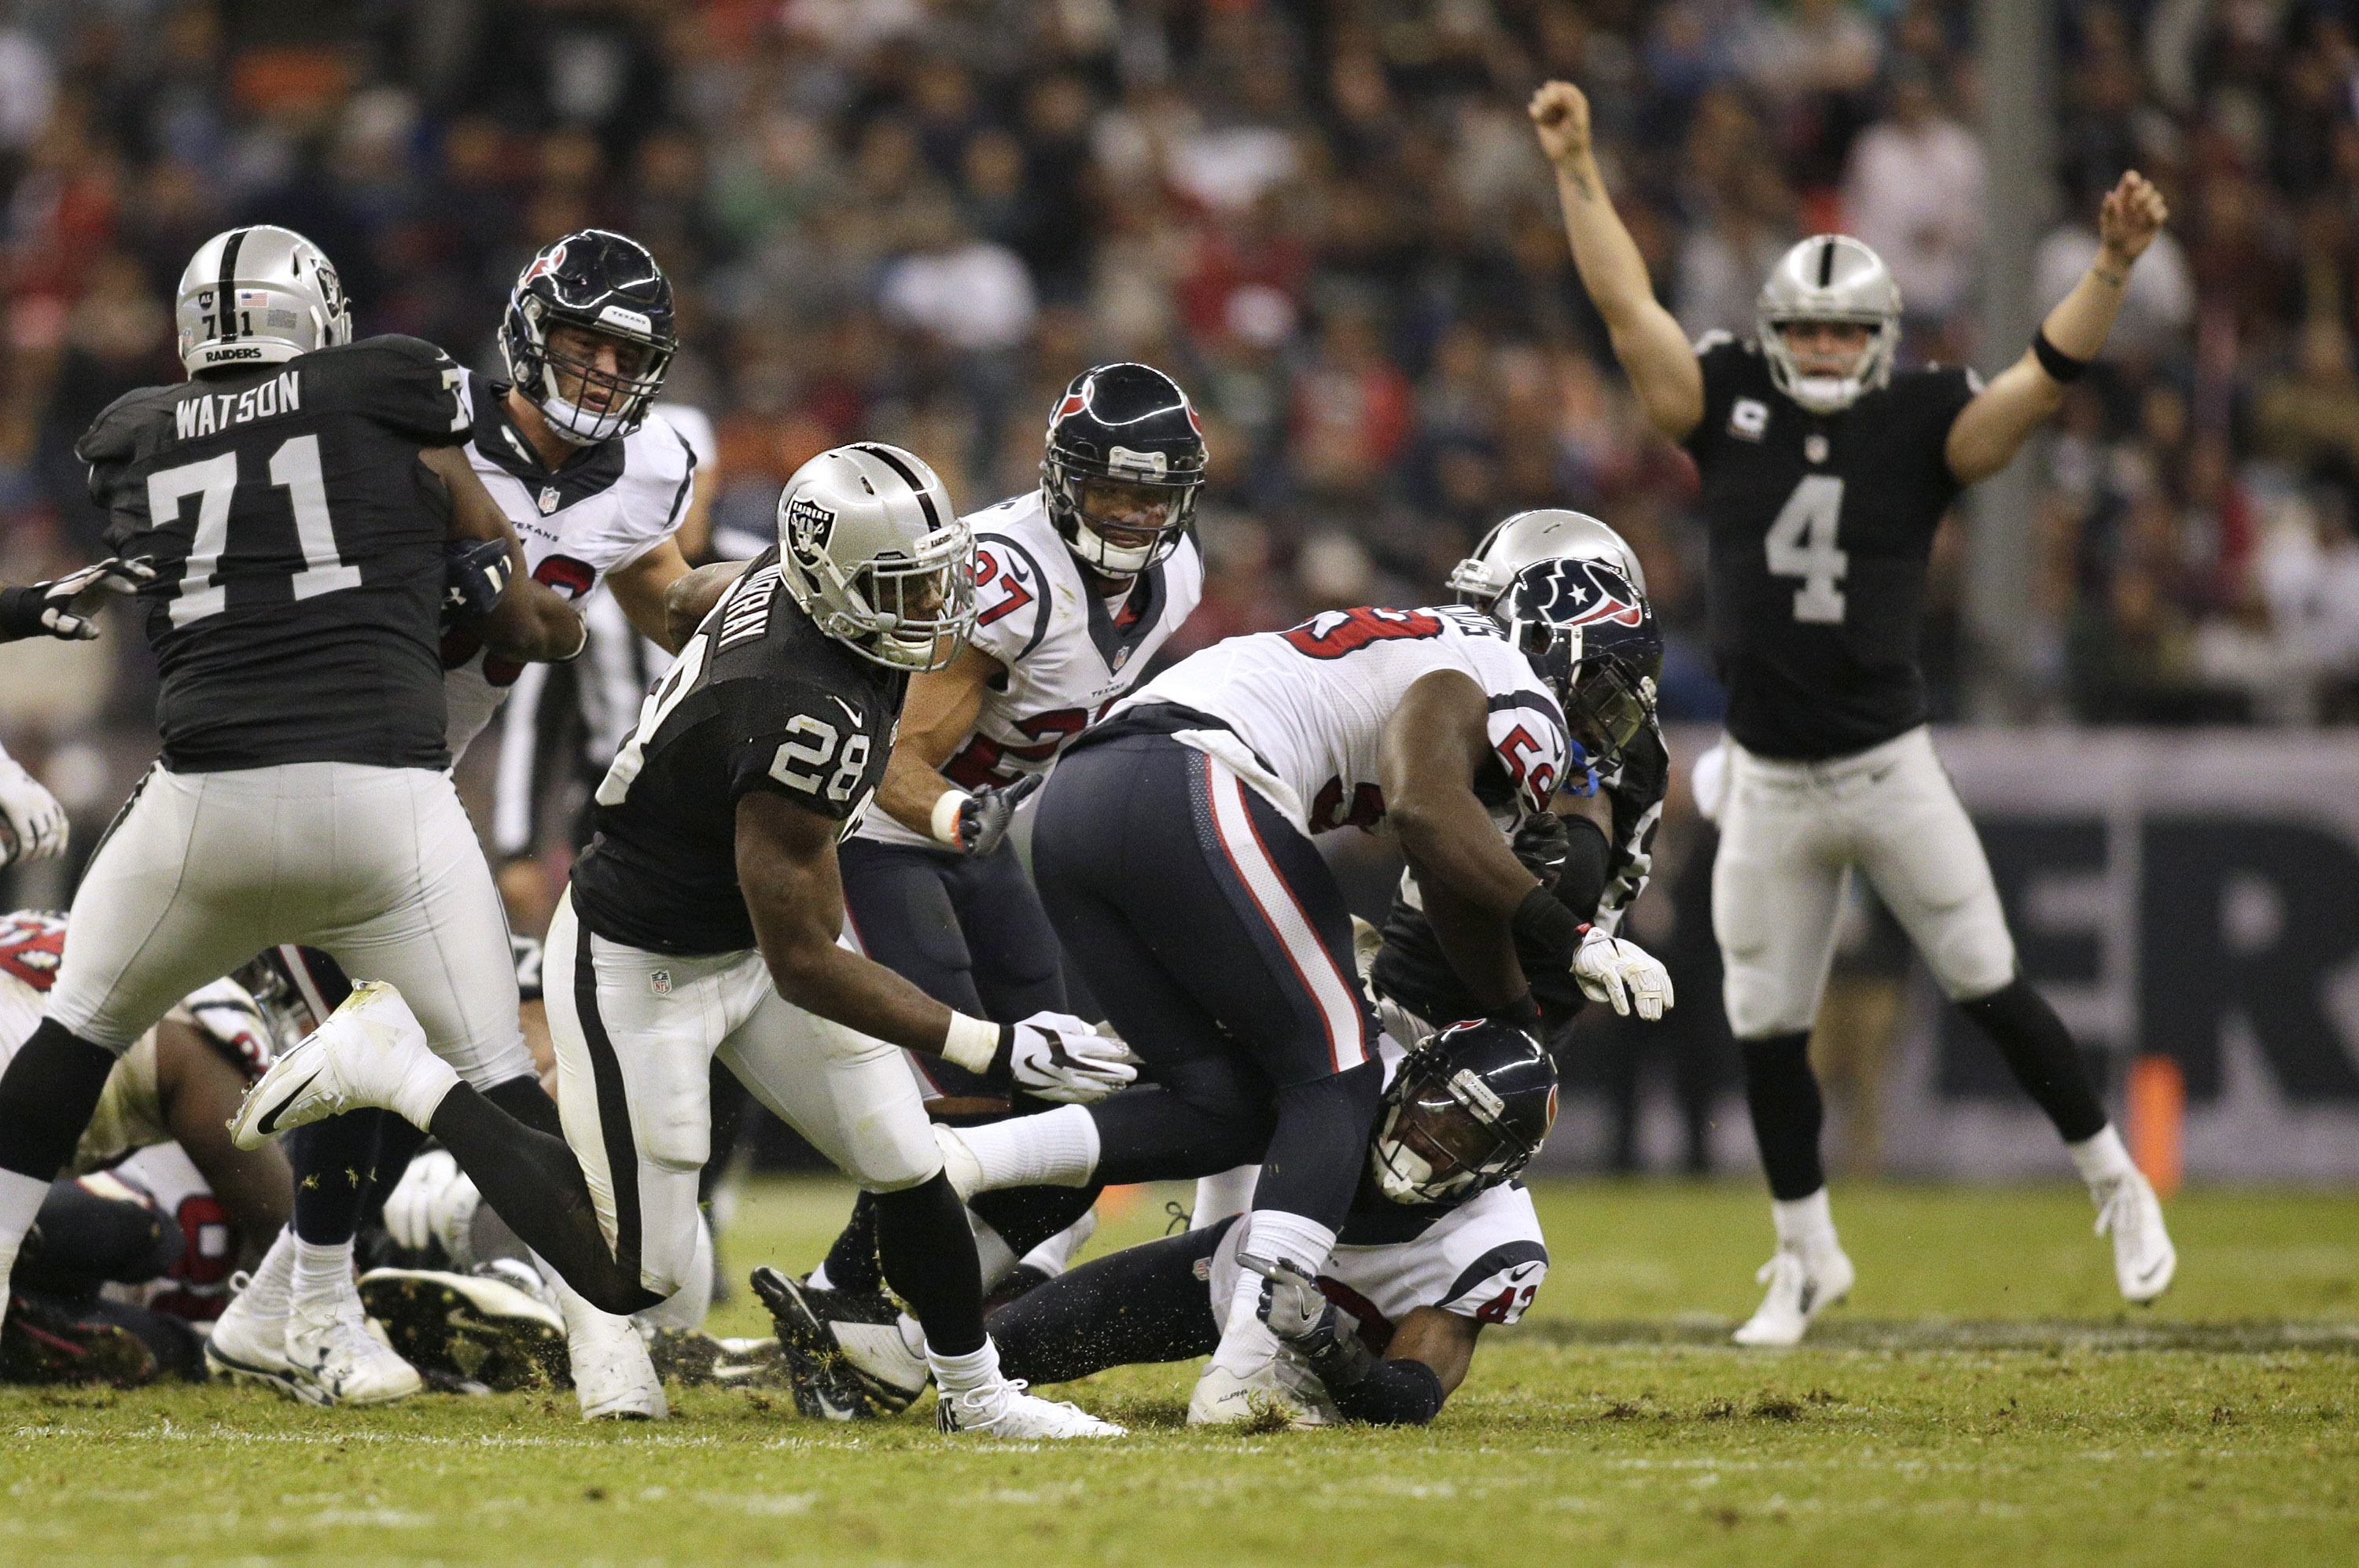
784, 494, 838, 568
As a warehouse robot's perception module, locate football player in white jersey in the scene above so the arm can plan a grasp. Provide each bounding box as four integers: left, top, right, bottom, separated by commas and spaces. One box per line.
796, 363, 1207, 1309
762, 1018, 1555, 1427
905, 552, 1662, 1420
209, 229, 700, 1404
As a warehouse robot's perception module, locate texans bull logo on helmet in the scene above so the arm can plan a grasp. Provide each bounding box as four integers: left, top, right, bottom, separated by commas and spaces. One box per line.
1513, 558, 1647, 631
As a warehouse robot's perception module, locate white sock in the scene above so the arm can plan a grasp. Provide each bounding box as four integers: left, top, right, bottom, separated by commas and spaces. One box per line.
2066, 1124, 2136, 1186
1020, 1210, 1095, 1279
927, 1335, 1001, 1397
389, 1053, 462, 1131
955, 1105, 1100, 1191
237, 1226, 299, 1321
291, 1237, 355, 1316
969, 1213, 1018, 1290
806, 1261, 834, 1291
1771, 1189, 1839, 1253
0, 1167, 50, 1301
1238, 1209, 1337, 1278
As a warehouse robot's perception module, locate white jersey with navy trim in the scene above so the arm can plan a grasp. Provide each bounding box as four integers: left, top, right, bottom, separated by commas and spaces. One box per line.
1202, 1046, 1549, 1336
1119, 604, 1571, 837
856, 488, 1203, 850
442, 372, 695, 757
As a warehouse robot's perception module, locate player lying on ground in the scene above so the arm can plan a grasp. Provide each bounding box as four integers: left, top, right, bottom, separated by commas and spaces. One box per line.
798, 363, 1209, 1309
758, 1018, 1555, 1428
0, 223, 585, 1408
226, 228, 708, 1408
235, 445, 1134, 1437
1529, 79, 2177, 1343
0, 912, 292, 1387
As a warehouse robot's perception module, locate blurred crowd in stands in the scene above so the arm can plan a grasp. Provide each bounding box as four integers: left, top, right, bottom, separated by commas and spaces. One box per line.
6, 0, 2353, 1169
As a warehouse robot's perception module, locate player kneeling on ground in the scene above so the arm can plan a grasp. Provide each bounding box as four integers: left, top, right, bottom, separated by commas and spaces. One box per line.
759, 1018, 1554, 1428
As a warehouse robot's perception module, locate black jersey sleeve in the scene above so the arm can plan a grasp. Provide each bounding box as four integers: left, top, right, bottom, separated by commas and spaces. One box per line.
75, 385, 179, 508
1681, 333, 1750, 462
1595, 719, 1669, 930
713, 678, 887, 822
318, 336, 471, 447
1895, 363, 1980, 495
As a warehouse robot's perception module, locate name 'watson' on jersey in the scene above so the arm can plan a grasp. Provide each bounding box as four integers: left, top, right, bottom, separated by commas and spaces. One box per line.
855, 488, 1203, 851
76, 335, 473, 772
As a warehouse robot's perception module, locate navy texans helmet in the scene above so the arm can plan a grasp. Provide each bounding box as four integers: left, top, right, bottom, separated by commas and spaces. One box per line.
501, 229, 678, 445
1040, 363, 1207, 578
1499, 557, 1662, 775
1371, 1019, 1560, 1205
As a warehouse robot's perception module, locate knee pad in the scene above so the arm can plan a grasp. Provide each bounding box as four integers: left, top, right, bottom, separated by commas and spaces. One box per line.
1921, 903, 2018, 1003
1722, 963, 1817, 1040
843, 1101, 944, 1194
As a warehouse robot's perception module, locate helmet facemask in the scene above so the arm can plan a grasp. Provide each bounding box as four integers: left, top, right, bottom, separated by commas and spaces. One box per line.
510, 300, 674, 445
777, 444, 979, 673
1043, 462, 1198, 578
1759, 313, 1899, 414
1755, 234, 1904, 414
842, 538, 978, 673
1500, 558, 1662, 778
1370, 1062, 1542, 1205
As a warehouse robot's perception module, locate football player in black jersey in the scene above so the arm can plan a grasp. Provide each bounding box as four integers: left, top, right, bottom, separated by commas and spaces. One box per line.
1531, 80, 2177, 1342
236, 444, 1132, 1437
0, 223, 587, 1403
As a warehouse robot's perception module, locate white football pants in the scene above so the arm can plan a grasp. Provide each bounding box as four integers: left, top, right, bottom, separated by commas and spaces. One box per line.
541, 890, 941, 1299
49, 762, 530, 1084
1712, 726, 2016, 1040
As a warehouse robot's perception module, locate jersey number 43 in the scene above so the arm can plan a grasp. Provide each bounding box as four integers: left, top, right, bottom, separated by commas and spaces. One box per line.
1764, 475, 1848, 624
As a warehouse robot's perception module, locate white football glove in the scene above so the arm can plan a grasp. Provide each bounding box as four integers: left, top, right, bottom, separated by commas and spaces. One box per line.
1572, 928, 1674, 1021
996, 1010, 1140, 1103
382, 1147, 482, 1268
17, 557, 156, 641
0, 755, 68, 866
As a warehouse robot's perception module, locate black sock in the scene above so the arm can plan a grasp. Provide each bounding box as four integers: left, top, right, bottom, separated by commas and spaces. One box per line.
1740, 1032, 1826, 1201
967, 1183, 1102, 1262
0, 1021, 122, 1182
427, 1081, 657, 1314
988, 1222, 1225, 1385
1956, 979, 2108, 1143
819, 1190, 881, 1294
1251, 1060, 1385, 1230
873, 1173, 985, 1357
286, 1111, 387, 1244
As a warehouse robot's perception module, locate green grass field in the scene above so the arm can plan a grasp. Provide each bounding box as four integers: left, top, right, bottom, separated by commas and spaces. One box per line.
5, 1176, 2355, 1567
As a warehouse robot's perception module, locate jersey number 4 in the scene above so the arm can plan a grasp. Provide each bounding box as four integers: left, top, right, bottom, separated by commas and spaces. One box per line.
146, 436, 358, 628
1764, 475, 1847, 624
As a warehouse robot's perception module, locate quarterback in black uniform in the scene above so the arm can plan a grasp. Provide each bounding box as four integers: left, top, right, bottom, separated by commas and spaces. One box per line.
1531, 80, 2177, 1342
237, 443, 1131, 1437
0, 223, 583, 1404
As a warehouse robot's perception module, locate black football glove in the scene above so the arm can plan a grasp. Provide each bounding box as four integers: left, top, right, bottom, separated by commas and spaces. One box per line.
441, 539, 513, 628
1511, 811, 1573, 891
0, 557, 155, 642
955, 772, 1043, 856
1246, 1253, 1376, 1389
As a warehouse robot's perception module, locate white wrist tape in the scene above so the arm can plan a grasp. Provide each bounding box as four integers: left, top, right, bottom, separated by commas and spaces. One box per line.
930, 790, 972, 848
940, 1010, 1000, 1074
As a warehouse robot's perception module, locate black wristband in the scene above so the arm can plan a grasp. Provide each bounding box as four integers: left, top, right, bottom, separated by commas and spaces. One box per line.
0, 585, 46, 642
2032, 327, 2089, 384
1511, 883, 1585, 969
985, 1023, 1016, 1083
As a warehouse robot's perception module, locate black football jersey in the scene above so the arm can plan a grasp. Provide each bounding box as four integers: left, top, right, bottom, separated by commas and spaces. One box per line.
569, 546, 905, 955
1685, 336, 1978, 760
76, 335, 472, 772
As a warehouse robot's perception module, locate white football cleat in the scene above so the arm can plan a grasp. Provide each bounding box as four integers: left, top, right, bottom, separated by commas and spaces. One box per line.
282, 1297, 424, 1406
936, 1375, 1124, 1439
205, 1269, 299, 1397
2092, 1168, 2176, 1304
1732, 1243, 1856, 1347
1185, 1356, 1336, 1428
554, 1275, 667, 1421
228, 981, 454, 1149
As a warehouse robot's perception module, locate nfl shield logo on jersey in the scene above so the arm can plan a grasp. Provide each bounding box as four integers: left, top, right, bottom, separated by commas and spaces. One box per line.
650, 969, 672, 996
538, 486, 561, 515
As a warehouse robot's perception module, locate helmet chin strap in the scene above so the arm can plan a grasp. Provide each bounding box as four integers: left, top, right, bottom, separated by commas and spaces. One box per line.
1073, 520, 1154, 577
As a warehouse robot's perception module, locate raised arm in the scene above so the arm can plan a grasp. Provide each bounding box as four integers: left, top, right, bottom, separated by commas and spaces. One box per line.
1945, 171, 2169, 485
1529, 80, 1705, 443
1378, 669, 1544, 1016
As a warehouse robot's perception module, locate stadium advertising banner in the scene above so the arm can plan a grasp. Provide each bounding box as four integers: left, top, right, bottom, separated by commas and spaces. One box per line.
1882, 728, 2359, 1183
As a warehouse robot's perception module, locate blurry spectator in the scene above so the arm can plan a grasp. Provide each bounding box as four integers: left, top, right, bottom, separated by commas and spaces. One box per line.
1841, 65, 1984, 340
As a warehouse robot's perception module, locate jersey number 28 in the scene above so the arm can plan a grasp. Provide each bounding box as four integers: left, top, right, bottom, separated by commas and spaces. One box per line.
146, 436, 358, 628
1764, 475, 1847, 624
